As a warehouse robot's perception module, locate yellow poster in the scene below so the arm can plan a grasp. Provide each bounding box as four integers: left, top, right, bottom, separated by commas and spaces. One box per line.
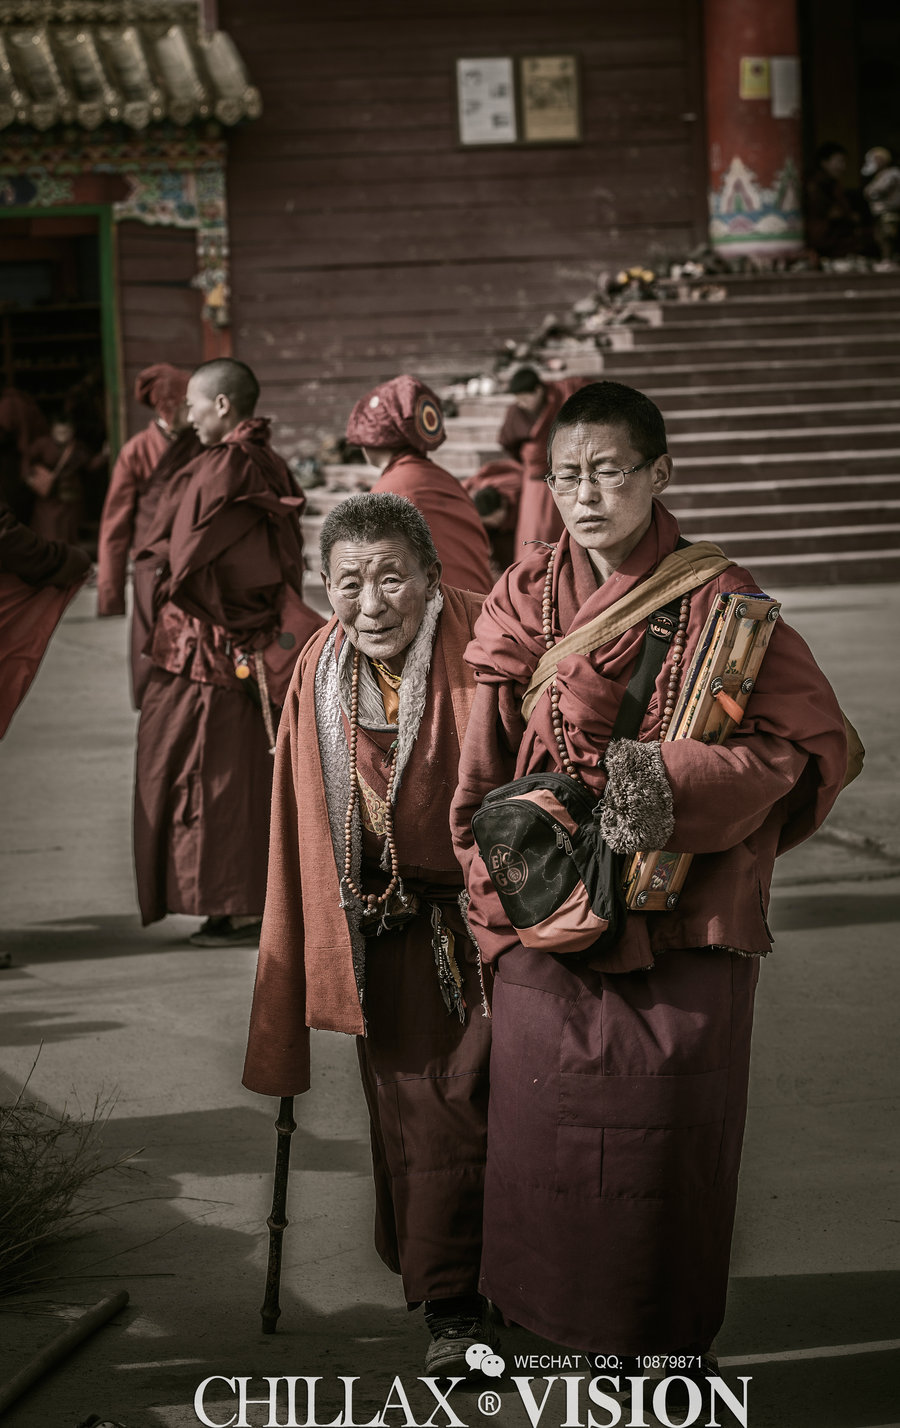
520, 55, 580, 143
740, 56, 771, 99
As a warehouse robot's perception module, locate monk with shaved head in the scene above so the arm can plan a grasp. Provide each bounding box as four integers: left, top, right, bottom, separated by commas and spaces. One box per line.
133, 358, 323, 947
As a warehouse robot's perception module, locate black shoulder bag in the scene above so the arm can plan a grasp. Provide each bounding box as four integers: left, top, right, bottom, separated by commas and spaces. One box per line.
471, 549, 686, 959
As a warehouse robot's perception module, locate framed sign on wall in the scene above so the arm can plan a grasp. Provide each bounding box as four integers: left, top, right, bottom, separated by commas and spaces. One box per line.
456, 57, 518, 146
520, 54, 581, 143
456, 54, 581, 147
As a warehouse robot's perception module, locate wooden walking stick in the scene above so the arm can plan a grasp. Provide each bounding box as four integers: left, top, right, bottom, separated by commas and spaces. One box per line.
261, 1095, 296, 1333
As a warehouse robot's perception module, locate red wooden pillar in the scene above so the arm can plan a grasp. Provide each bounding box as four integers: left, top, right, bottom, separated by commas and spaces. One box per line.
705, 0, 804, 258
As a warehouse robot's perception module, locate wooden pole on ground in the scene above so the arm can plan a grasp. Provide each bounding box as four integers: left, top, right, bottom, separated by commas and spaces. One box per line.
0, 1289, 129, 1414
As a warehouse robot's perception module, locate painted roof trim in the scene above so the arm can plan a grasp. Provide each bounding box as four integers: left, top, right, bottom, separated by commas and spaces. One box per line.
0, 2, 261, 131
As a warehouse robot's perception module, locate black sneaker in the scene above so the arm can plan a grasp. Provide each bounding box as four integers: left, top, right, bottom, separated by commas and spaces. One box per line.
188, 917, 262, 948
659, 1353, 720, 1425
423, 1298, 498, 1377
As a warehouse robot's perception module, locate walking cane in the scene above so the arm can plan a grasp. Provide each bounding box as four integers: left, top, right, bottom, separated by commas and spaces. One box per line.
261, 1095, 296, 1333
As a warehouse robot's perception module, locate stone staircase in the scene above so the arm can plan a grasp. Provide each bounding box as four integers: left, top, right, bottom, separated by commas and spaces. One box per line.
301, 271, 900, 592
438, 270, 900, 586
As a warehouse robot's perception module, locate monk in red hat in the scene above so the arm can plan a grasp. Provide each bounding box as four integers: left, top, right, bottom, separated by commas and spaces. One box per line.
345, 374, 493, 594
133, 358, 323, 947
96, 364, 202, 706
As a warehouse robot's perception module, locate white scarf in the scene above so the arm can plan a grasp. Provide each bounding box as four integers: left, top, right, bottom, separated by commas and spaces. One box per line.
314, 592, 444, 1005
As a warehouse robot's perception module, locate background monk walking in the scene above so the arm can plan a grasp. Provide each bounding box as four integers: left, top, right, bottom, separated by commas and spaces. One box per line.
507, 368, 593, 552
244, 493, 494, 1374
134, 358, 323, 947
24, 412, 91, 546
96, 364, 202, 707
345, 374, 493, 594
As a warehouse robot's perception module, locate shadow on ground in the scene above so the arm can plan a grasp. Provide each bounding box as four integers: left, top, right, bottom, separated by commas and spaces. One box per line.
769, 889, 900, 933
0, 915, 202, 967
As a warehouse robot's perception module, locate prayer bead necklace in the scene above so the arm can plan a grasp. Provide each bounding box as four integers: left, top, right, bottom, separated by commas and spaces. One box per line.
540, 547, 690, 781
657, 593, 691, 740
342, 646, 402, 916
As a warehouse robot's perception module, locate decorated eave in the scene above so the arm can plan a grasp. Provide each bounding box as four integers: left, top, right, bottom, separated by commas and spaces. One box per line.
0, 0, 261, 132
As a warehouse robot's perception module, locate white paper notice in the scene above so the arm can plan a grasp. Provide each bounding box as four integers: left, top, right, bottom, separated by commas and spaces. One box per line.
771, 56, 801, 119
457, 57, 517, 145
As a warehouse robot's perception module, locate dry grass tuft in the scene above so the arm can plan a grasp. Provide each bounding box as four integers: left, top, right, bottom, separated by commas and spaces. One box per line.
0, 1055, 135, 1297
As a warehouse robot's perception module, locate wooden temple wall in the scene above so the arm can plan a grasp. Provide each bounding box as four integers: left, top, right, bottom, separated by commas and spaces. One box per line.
220, 0, 708, 455
116, 223, 204, 438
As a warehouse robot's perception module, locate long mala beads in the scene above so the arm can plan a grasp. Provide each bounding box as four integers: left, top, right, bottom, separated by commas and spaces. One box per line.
540, 547, 690, 779
658, 593, 691, 741
341, 646, 402, 919
542, 548, 582, 783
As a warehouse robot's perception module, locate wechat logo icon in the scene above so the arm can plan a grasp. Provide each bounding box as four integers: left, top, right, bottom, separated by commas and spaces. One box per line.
465, 1342, 506, 1378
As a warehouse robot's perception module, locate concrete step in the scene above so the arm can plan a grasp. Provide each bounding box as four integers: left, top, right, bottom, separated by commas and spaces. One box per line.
442, 422, 900, 465
692, 546, 900, 587
602, 332, 900, 366
446, 400, 900, 448
663, 400, 900, 433
665, 498, 897, 534
450, 397, 900, 435
451, 383, 900, 430
617, 312, 900, 347
658, 288, 900, 321
628, 376, 900, 409
669, 423, 900, 457
660, 270, 900, 298
606, 355, 900, 389
678, 520, 899, 554
667, 472, 900, 506
673, 448, 900, 481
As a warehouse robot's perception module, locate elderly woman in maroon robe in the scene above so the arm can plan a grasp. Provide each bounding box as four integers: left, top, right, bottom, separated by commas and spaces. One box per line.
243, 492, 495, 1374
96, 364, 202, 707
450, 381, 849, 1393
345, 374, 493, 594
133, 358, 322, 948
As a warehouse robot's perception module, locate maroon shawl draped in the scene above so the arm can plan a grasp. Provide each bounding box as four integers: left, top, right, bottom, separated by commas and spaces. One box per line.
452, 501, 849, 971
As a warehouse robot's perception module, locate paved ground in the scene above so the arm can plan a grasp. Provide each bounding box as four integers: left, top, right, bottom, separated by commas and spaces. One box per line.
0, 582, 898, 1428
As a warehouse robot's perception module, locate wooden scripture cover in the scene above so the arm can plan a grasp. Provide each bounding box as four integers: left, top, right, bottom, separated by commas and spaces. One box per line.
623, 590, 781, 911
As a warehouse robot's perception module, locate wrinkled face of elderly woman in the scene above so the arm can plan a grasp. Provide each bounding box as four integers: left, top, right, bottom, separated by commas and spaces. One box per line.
324, 537, 442, 675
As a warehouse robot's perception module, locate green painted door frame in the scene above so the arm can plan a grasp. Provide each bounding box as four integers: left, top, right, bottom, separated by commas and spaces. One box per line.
0, 203, 121, 455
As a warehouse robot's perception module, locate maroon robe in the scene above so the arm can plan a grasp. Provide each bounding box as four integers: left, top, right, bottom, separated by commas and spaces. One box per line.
97, 423, 203, 706
462, 459, 522, 574
513, 377, 593, 552
0, 387, 46, 523
243, 589, 490, 1304
497, 401, 534, 462
0, 499, 89, 738
450, 501, 848, 1354
371, 450, 493, 593
25, 435, 91, 545
134, 418, 318, 926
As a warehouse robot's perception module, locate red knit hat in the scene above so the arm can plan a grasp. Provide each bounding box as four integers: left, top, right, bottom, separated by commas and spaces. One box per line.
134, 364, 190, 426
346, 374, 445, 454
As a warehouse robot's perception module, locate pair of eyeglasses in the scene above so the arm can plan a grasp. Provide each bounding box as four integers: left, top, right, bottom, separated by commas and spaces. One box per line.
544, 456, 661, 494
